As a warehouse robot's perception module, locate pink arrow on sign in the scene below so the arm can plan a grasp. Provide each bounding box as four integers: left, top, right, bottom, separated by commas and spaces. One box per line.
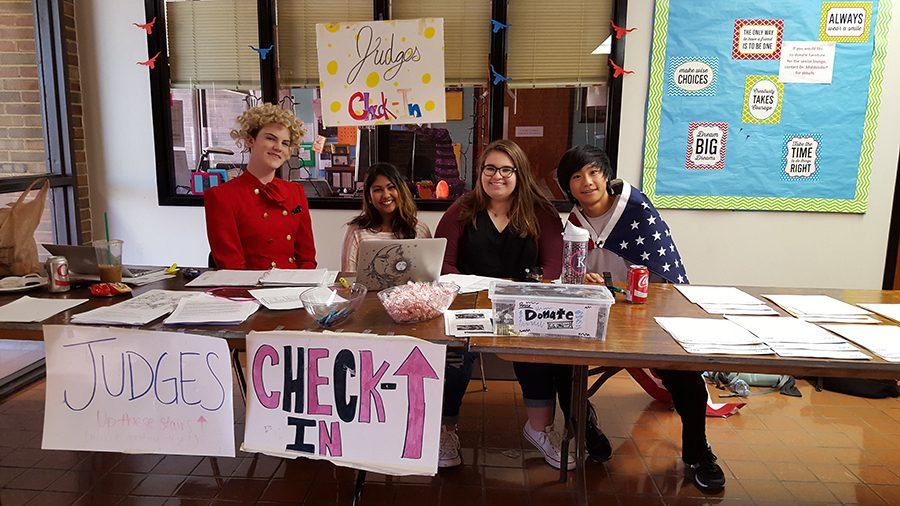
394, 347, 439, 459
197, 415, 207, 427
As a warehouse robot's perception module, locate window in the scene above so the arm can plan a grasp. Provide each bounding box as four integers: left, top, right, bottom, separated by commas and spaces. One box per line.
0, 0, 84, 252
148, 0, 627, 210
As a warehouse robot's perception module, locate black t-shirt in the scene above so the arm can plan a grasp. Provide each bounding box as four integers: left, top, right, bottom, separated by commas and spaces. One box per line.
458, 211, 539, 279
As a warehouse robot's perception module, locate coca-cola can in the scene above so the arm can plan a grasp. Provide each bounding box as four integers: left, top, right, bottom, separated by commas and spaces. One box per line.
47, 256, 71, 292
626, 264, 649, 303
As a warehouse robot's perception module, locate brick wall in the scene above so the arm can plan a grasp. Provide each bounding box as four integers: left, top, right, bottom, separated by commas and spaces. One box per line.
0, 0, 92, 249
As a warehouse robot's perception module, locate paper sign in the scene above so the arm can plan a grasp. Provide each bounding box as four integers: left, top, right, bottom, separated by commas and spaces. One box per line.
783, 134, 821, 179
779, 41, 836, 84
513, 301, 600, 338
514, 126, 544, 138
820, 2, 873, 42
41, 325, 235, 457
242, 331, 446, 476
685, 122, 728, 169
316, 18, 446, 127
667, 57, 718, 96
742, 75, 783, 124
732, 19, 784, 60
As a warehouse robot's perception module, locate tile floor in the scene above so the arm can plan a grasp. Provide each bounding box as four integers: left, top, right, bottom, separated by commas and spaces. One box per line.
2, 370, 900, 505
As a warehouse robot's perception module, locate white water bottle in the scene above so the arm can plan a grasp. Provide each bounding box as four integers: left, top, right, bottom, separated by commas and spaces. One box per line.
562, 222, 590, 284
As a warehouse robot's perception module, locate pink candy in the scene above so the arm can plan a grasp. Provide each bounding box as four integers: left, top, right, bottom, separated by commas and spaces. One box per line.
378, 281, 459, 323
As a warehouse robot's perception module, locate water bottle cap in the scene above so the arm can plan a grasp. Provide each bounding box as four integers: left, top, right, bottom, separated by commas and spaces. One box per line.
563, 221, 590, 242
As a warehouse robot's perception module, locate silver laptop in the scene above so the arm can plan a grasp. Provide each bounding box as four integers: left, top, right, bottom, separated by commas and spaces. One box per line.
355, 238, 447, 291
42, 244, 166, 278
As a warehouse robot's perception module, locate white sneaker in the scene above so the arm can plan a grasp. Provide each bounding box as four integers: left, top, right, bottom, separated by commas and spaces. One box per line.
523, 423, 576, 470
438, 425, 462, 468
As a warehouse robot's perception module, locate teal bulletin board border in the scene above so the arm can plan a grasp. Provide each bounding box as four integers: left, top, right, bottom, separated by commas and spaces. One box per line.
641, 0, 892, 213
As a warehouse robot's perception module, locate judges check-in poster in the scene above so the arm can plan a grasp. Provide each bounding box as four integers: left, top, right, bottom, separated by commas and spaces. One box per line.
316, 18, 446, 127
642, 0, 889, 212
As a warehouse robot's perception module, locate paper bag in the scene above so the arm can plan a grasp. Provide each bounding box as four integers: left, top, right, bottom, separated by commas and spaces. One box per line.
0, 178, 49, 275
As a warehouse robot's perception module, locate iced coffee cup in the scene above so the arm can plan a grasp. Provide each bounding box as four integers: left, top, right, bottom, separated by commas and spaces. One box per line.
93, 239, 123, 282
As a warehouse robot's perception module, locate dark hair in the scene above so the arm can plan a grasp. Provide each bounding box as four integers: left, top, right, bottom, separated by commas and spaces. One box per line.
458, 139, 555, 240
349, 163, 419, 239
555, 145, 613, 203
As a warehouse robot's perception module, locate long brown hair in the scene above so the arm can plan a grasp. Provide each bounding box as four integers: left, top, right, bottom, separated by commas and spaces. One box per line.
457, 139, 554, 239
349, 163, 419, 239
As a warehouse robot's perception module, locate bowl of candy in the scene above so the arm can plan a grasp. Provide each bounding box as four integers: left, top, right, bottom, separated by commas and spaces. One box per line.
377, 281, 460, 324
300, 283, 367, 328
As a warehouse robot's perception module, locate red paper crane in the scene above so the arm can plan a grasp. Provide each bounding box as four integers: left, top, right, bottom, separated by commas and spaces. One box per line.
137, 51, 161, 70
610, 21, 637, 39
609, 59, 633, 78
133, 17, 156, 35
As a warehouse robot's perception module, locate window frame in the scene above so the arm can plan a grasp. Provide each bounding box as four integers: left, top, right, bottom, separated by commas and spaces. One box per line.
0, 0, 83, 245
147, 0, 627, 211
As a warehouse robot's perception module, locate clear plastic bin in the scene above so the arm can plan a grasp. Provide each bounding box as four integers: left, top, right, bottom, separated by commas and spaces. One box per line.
488, 281, 615, 339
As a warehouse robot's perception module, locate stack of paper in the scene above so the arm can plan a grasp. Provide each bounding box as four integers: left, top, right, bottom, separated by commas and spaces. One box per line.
439, 274, 506, 294
71, 290, 196, 325
763, 295, 878, 323
163, 294, 260, 325
0, 296, 88, 323
655, 317, 774, 355
858, 304, 900, 324
726, 315, 870, 360
675, 285, 777, 315
185, 270, 268, 287
821, 324, 900, 362
249, 287, 307, 310
259, 269, 328, 286
443, 309, 495, 336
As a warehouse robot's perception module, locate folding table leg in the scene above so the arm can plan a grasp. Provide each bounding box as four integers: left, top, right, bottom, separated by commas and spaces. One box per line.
232, 348, 247, 403
572, 365, 589, 506
352, 469, 367, 506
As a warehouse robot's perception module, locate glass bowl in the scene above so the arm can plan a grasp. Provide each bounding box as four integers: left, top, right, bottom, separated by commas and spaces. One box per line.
377, 281, 460, 323
300, 283, 367, 328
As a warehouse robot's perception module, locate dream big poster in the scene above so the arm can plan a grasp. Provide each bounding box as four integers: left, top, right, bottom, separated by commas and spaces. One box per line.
642, 0, 890, 212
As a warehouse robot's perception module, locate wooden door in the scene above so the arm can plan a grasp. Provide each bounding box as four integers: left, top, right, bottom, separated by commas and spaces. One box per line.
504, 88, 573, 200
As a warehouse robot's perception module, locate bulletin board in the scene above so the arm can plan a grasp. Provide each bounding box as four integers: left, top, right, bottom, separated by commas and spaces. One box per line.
642, 0, 891, 213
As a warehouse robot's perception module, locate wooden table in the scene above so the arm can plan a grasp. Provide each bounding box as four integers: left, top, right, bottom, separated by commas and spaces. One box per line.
469, 283, 900, 504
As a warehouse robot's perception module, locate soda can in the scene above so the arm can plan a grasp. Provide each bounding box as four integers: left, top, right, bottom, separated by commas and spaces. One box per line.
47, 256, 71, 292
626, 264, 649, 303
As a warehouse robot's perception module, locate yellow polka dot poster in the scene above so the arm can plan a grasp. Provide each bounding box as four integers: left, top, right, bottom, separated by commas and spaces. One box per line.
316, 18, 446, 127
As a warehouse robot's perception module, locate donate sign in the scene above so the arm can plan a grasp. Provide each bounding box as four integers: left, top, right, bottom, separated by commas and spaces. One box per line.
316, 18, 446, 127
41, 325, 235, 457
242, 331, 446, 476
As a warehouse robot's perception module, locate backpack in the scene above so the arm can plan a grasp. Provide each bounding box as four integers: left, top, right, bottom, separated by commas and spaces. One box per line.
817, 377, 900, 399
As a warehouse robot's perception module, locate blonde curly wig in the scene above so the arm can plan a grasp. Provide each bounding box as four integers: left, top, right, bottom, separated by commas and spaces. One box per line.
230, 103, 305, 151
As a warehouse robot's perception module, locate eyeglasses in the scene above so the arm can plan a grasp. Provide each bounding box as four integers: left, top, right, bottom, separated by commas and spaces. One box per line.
482, 165, 517, 178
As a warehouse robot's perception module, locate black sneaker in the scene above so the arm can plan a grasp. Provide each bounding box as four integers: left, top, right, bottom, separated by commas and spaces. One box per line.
687, 447, 726, 492
585, 404, 612, 462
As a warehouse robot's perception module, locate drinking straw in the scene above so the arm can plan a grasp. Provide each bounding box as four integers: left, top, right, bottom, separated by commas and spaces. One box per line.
104, 212, 111, 264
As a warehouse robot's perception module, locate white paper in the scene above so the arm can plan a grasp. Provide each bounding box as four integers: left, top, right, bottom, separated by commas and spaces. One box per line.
68, 272, 176, 286
763, 294, 873, 323
821, 324, 900, 362
858, 304, 900, 324
654, 317, 766, 345
439, 274, 506, 294
259, 268, 328, 287
72, 290, 196, 325
163, 294, 260, 325
769, 347, 870, 360
698, 303, 779, 315
249, 287, 308, 311
443, 309, 495, 336
243, 331, 446, 476
184, 270, 268, 287
41, 325, 235, 457
678, 343, 774, 355
779, 41, 836, 84
0, 296, 88, 323
725, 316, 847, 344
675, 285, 764, 305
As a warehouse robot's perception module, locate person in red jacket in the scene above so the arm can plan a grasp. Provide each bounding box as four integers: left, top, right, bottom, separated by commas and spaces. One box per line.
204, 104, 316, 270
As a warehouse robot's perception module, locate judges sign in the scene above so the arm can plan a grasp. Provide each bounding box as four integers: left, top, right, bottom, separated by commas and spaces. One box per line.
316, 18, 446, 127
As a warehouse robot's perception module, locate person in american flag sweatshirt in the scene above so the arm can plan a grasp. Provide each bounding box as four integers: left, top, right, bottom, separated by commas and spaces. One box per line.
556, 145, 726, 493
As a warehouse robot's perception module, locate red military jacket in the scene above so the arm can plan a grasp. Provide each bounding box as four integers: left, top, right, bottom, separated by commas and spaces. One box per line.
204, 171, 317, 270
